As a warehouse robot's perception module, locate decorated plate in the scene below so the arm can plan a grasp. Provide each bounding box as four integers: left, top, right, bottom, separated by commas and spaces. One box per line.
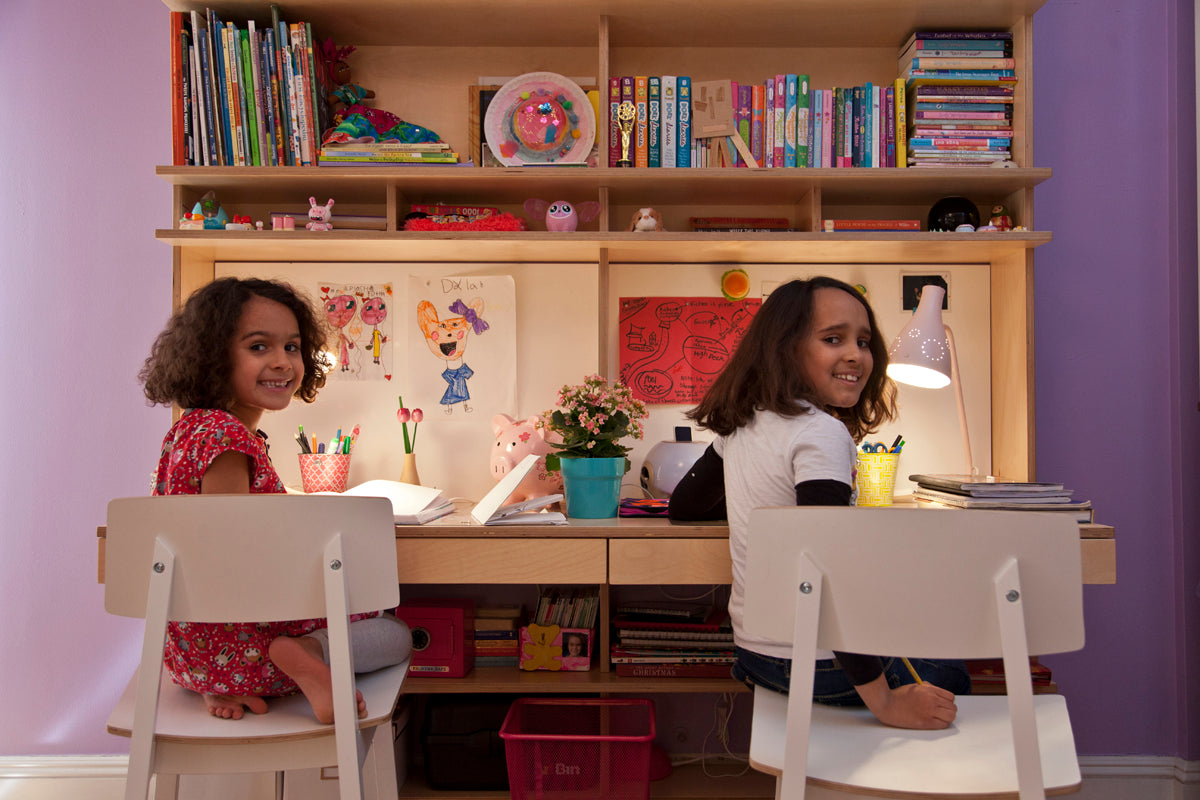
484, 72, 595, 166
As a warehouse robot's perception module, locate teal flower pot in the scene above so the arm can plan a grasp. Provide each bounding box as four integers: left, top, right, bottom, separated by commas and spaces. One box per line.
559, 457, 626, 519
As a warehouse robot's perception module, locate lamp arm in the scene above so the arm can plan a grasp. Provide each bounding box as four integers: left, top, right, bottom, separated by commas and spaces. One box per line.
944, 324, 976, 476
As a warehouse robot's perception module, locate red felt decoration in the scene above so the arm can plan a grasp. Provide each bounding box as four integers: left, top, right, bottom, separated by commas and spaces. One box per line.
404, 213, 527, 232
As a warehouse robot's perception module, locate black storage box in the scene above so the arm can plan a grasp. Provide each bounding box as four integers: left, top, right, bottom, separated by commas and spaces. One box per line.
421, 694, 516, 790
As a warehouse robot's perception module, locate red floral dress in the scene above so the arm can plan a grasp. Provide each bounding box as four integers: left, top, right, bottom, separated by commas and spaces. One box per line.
153, 409, 376, 697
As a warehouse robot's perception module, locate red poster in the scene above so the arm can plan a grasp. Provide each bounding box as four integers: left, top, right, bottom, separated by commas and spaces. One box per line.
618, 296, 760, 404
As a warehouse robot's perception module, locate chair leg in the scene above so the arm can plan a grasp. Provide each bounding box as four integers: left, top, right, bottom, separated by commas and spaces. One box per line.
274, 771, 284, 800
151, 773, 179, 800
362, 722, 398, 800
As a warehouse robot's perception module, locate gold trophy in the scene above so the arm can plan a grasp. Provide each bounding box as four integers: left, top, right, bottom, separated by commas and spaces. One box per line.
616, 101, 636, 167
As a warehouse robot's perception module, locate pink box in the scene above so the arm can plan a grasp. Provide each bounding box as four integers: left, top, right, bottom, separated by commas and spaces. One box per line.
393, 599, 475, 678
518, 625, 594, 672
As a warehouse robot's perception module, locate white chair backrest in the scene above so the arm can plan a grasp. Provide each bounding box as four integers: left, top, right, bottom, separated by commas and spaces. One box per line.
742, 507, 1084, 658
105, 495, 399, 623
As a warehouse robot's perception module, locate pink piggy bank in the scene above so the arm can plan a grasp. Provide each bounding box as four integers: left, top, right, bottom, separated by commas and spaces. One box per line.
490, 413, 564, 503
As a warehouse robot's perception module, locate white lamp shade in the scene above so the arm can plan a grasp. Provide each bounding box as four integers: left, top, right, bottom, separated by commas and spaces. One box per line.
887, 284, 952, 388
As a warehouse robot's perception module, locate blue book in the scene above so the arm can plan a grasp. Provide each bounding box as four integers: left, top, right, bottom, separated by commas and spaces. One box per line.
648, 77, 661, 167
809, 88, 820, 167
208, 9, 233, 165
193, 17, 219, 166
676, 76, 691, 168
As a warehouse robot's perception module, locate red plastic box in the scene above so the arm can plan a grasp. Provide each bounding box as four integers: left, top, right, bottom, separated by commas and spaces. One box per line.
393, 599, 475, 678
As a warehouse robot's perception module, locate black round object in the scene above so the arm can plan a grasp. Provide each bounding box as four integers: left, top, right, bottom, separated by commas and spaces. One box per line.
927, 196, 980, 232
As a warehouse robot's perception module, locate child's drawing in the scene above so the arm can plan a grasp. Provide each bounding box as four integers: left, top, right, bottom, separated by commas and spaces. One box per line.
318, 282, 394, 380
409, 276, 516, 416
618, 296, 761, 404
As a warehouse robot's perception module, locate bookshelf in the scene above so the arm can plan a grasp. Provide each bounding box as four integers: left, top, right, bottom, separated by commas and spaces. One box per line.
156, 1, 1110, 794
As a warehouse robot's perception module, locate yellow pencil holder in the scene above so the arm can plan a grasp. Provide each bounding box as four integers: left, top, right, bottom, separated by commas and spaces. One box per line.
855, 452, 899, 506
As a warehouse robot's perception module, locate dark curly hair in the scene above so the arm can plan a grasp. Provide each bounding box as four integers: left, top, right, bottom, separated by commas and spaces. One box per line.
140, 277, 329, 410
685, 276, 897, 442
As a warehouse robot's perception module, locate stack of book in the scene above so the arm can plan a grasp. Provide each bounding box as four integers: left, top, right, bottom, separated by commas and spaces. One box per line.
909, 474, 1093, 523
610, 605, 735, 678
474, 605, 524, 668
170, 8, 334, 167
900, 31, 1016, 167
318, 141, 461, 166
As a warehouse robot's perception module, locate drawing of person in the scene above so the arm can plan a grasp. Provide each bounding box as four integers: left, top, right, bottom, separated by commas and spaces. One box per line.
324, 294, 357, 372
416, 297, 489, 414
361, 296, 388, 366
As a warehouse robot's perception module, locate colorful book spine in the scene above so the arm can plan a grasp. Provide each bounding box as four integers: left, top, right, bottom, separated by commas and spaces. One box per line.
647, 77, 661, 168
822, 89, 833, 167
772, 74, 786, 168
906, 69, 1016, 80
750, 83, 765, 167
634, 76, 648, 168
783, 75, 798, 167
822, 219, 921, 231
733, 82, 749, 167
608, 77, 620, 167
237, 29, 260, 165
871, 84, 881, 167
763, 79, 774, 166
910, 39, 1010, 51
796, 75, 810, 167
851, 86, 863, 167
883, 86, 895, 167
894, 77, 907, 168
222, 25, 245, 166
248, 22, 269, 165
194, 15, 218, 166
676, 76, 691, 167
614, 662, 734, 679
907, 56, 1015, 70
208, 10, 232, 164
170, 12, 186, 165
188, 22, 210, 166
661, 76, 676, 168
809, 88, 821, 167
914, 110, 1010, 120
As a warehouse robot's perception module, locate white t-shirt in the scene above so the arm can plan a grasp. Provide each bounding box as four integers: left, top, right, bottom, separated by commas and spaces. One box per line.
717, 406, 858, 659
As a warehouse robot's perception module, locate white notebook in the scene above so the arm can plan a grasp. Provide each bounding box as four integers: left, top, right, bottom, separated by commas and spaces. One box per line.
335, 480, 455, 525
470, 454, 566, 526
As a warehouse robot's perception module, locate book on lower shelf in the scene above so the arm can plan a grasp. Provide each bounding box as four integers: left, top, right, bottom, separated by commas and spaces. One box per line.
614, 662, 735, 679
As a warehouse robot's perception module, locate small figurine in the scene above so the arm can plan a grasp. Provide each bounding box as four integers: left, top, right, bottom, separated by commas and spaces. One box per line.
224, 214, 255, 231
306, 196, 335, 231
191, 190, 228, 229
523, 198, 601, 232
989, 203, 1014, 232
627, 207, 665, 232
178, 211, 205, 230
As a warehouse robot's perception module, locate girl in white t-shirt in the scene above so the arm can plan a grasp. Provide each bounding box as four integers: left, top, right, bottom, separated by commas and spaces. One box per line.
669, 277, 968, 730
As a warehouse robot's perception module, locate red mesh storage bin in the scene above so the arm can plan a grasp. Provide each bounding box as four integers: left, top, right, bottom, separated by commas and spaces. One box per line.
499, 698, 656, 800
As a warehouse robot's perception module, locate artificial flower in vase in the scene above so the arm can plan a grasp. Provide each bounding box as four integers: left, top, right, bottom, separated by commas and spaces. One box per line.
539, 375, 648, 518
396, 395, 424, 485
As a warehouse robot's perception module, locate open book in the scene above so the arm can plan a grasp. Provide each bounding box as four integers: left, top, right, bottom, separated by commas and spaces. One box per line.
336, 480, 455, 524
470, 454, 566, 525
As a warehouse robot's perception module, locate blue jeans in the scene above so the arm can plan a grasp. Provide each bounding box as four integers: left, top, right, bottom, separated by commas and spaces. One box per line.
731, 647, 971, 706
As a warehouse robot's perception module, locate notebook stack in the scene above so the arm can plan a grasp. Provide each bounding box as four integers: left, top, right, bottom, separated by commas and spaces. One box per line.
909, 474, 1093, 523
611, 605, 735, 678
899, 31, 1016, 167
318, 140, 461, 165
473, 605, 524, 668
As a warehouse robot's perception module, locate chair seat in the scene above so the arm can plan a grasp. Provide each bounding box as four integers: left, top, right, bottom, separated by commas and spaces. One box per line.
750, 692, 1082, 798
108, 663, 407, 744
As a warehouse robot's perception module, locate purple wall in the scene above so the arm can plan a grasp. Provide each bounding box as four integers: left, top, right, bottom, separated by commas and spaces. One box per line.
1034, 0, 1200, 758
0, 0, 1195, 760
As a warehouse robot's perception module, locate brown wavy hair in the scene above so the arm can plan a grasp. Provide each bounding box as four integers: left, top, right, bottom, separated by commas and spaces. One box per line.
140, 278, 329, 410
685, 276, 896, 442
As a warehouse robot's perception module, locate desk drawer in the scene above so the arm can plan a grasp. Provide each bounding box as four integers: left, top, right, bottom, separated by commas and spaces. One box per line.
396, 538, 606, 584
609, 539, 732, 584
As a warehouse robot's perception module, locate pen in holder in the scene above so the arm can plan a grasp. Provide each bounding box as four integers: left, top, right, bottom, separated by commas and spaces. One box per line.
855, 452, 899, 506
299, 453, 351, 493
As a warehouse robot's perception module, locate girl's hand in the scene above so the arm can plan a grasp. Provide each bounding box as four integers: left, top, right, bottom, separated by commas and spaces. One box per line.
855, 674, 957, 730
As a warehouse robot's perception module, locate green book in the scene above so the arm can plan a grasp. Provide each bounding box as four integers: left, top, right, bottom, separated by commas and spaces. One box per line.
796, 74, 810, 167
238, 30, 260, 165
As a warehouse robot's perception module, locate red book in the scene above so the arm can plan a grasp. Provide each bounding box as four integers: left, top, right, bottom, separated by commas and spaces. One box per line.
170, 12, 186, 165
821, 219, 921, 231
614, 662, 735, 679
750, 83, 766, 166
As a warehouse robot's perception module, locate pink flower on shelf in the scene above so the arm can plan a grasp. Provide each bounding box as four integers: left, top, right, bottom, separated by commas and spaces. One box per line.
411, 409, 424, 423
396, 408, 411, 424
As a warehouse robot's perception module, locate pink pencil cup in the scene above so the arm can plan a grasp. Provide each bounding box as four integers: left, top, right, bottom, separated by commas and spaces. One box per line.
298, 453, 351, 493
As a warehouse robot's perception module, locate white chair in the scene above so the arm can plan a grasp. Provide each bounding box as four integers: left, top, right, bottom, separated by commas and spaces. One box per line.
743, 506, 1085, 800
104, 494, 410, 800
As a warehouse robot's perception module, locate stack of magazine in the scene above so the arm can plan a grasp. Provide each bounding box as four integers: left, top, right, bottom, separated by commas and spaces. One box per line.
610, 605, 735, 678
909, 474, 1093, 523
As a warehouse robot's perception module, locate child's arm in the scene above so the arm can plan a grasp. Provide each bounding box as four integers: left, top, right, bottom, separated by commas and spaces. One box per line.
668, 445, 727, 520
201, 451, 253, 493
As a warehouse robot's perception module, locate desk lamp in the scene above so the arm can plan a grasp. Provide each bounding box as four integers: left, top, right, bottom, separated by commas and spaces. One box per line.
885, 284, 975, 476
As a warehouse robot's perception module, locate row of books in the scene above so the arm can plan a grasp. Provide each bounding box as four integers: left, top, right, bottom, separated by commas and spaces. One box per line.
909, 473, 1094, 523
532, 588, 600, 629
610, 605, 735, 678
170, 6, 332, 167
608, 74, 909, 169
900, 32, 1017, 168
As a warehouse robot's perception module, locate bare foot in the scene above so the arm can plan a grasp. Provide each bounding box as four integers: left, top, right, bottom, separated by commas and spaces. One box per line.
269, 635, 366, 724
204, 693, 268, 720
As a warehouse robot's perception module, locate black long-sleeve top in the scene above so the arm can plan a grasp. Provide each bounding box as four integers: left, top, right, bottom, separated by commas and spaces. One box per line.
668, 444, 885, 686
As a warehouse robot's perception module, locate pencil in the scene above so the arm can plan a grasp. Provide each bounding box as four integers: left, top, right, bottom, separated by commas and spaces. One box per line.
901, 657, 923, 684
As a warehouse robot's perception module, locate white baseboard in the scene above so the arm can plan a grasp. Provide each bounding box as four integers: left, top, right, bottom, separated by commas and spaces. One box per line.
3, 754, 1199, 798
